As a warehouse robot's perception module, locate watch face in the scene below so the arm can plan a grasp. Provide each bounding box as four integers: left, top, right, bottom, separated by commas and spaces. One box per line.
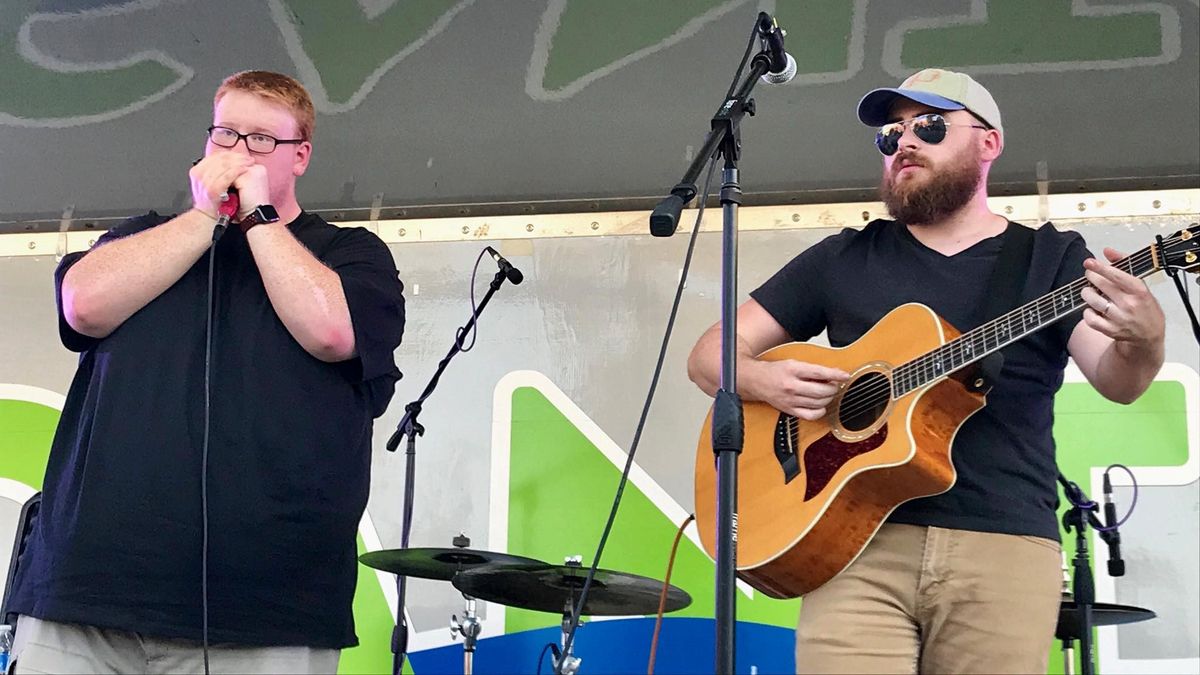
256, 205, 280, 223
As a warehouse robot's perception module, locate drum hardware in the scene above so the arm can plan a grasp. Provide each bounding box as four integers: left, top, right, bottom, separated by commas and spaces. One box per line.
452, 555, 692, 674
360, 534, 546, 675
1057, 475, 1155, 675
449, 593, 481, 675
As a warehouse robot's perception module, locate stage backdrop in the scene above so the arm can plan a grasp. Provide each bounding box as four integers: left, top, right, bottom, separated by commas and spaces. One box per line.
0, 0, 1198, 230
2, 195, 1198, 673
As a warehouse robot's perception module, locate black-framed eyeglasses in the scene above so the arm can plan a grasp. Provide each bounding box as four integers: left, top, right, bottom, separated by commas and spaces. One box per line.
206, 125, 305, 154
874, 113, 988, 156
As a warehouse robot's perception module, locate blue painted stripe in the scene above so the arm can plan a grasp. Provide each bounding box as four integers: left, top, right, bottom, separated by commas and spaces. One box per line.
408, 617, 794, 674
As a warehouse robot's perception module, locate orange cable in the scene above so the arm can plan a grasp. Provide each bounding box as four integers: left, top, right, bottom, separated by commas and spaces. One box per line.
648, 513, 695, 675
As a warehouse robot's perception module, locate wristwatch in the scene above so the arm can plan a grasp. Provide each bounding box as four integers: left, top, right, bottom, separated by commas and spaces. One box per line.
239, 204, 280, 233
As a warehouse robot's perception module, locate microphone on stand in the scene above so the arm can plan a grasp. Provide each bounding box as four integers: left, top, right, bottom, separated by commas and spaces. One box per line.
485, 246, 524, 285
757, 13, 797, 85
1102, 473, 1125, 577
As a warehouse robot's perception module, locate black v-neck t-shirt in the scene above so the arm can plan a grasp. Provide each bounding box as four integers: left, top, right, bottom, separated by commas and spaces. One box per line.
10, 212, 405, 648
751, 219, 1091, 540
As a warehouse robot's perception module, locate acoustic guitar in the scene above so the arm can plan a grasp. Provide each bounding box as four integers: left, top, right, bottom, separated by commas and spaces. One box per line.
694, 223, 1199, 598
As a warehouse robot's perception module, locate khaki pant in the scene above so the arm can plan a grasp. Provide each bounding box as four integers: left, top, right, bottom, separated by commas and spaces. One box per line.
795, 523, 1062, 674
9, 616, 339, 675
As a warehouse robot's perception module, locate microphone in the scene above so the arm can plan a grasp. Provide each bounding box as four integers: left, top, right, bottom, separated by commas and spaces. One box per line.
485, 246, 524, 285
757, 13, 797, 85
1102, 473, 1125, 577
213, 188, 240, 241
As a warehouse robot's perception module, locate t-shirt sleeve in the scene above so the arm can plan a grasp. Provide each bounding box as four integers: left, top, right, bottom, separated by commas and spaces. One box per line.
749, 230, 850, 341
54, 213, 169, 352
321, 227, 406, 385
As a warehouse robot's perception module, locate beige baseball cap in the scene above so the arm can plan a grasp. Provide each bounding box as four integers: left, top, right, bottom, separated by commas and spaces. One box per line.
857, 68, 1002, 135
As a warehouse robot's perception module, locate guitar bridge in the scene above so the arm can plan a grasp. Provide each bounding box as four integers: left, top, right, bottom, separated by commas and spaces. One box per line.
774, 414, 801, 484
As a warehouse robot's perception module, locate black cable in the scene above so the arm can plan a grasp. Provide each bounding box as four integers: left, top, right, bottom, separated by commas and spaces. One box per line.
554, 20, 760, 667
201, 229, 221, 675
458, 248, 488, 353
536, 642, 558, 675
1097, 463, 1139, 530
725, 17, 761, 100
556, 152, 721, 672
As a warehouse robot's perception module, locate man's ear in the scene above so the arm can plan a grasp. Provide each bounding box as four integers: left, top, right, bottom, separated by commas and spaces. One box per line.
293, 141, 312, 177
981, 128, 1003, 162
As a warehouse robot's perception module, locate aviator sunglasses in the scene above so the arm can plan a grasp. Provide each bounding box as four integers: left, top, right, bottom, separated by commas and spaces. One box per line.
875, 113, 989, 156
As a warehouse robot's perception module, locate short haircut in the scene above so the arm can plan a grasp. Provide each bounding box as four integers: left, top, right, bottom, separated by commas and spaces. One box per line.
214, 70, 315, 141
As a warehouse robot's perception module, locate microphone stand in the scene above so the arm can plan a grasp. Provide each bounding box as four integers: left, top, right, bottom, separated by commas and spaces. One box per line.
1058, 473, 1107, 675
648, 18, 777, 672
384, 265, 516, 675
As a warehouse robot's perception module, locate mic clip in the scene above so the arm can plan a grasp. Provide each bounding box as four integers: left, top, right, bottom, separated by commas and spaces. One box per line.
485, 246, 524, 285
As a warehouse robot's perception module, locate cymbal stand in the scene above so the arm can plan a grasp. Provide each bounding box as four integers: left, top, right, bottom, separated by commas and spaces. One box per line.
551, 557, 585, 674
447, 533, 481, 675
553, 607, 583, 675
450, 595, 481, 675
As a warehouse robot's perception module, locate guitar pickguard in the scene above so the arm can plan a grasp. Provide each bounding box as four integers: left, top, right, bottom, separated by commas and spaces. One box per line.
803, 425, 889, 501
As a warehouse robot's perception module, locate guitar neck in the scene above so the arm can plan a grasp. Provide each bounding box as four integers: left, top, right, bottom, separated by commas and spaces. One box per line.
891, 240, 1164, 397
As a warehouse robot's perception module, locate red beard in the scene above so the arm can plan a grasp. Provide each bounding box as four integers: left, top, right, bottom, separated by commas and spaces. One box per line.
880, 147, 982, 225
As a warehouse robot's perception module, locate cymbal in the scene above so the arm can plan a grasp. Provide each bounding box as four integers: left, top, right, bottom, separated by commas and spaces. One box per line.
1055, 598, 1156, 640
451, 563, 692, 616
358, 547, 546, 581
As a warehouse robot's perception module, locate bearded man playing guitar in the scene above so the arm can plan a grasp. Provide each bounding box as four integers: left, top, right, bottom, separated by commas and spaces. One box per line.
687, 68, 1167, 674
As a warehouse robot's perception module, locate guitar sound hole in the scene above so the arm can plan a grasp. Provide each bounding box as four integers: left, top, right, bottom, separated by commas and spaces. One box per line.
838, 371, 890, 432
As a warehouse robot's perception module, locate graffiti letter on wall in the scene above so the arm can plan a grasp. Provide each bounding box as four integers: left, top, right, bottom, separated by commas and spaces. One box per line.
0, 0, 191, 128
883, 0, 1181, 76
527, 0, 872, 99
772, 0, 866, 85
269, 0, 474, 113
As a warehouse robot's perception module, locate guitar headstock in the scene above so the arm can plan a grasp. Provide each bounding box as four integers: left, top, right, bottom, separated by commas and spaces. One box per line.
1159, 223, 1200, 274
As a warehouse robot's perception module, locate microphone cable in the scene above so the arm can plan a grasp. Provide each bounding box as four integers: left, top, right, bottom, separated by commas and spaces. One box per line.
201, 199, 234, 675
555, 17, 762, 671
1095, 463, 1138, 532
648, 514, 695, 674
459, 248, 489, 353
556, 152, 719, 671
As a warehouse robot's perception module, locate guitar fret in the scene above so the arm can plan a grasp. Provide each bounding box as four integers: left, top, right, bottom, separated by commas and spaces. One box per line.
1024, 304, 1040, 329
1056, 287, 1073, 314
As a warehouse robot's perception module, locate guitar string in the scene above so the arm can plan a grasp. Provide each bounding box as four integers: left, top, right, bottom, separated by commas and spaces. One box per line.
836, 271, 1122, 422
835, 243, 1169, 421
784, 231, 1192, 431
826, 244, 1165, 421
786, 233, 1190, 428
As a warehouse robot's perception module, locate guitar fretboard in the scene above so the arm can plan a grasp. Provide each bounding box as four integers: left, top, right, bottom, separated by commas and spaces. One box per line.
890, 241, 1160, 397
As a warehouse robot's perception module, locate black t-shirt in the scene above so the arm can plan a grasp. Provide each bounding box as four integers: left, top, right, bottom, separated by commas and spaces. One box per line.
750, 219, 1091, 541
9, 212, 405, 648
